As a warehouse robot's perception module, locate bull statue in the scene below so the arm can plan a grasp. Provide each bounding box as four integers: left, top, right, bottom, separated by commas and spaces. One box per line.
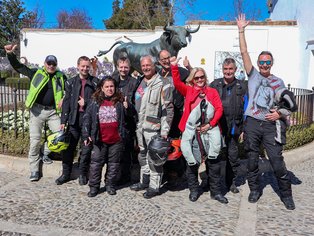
97, 25, 200, 73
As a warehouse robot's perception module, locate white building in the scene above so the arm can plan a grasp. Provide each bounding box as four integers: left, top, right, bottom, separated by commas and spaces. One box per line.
20, 18, 308, 88
268, 0, 314, 90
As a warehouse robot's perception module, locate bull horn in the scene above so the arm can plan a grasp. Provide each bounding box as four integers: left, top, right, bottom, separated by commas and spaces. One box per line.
164, 25, 173, 32
186, 25, 200, 34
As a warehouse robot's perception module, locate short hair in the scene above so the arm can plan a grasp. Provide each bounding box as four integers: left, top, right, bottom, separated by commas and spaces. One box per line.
258, 51, 274, 61
223, 57, 236, 66
158, 50, 170, 59
77, 56, 90, 65
117, 57, 130, 66
140, 55, 156, 65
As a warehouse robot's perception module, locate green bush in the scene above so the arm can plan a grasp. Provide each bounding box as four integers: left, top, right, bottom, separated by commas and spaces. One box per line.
0, 70, 11, 79
0, 131, 29, 155
284, 123, 314, 150
5, 77, 30, 89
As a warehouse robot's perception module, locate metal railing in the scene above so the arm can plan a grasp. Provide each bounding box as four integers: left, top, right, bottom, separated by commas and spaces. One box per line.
288, 84, 314, 128
0, 80, 29, 138
0, 81, 313, 154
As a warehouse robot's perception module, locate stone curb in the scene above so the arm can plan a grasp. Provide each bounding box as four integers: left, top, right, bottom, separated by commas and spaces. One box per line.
0, 154, 62, 177
1, 141, 313, 176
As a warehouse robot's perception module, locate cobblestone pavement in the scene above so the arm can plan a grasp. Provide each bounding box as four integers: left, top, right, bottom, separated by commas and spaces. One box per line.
0, 141, 313, 236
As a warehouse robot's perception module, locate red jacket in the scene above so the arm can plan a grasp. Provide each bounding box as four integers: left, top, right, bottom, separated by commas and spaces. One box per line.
171, 65, 223, 132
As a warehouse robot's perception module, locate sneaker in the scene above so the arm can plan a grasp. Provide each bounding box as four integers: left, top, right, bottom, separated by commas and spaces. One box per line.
42, 155, 53, 164
281, 196, 295, 210
29, 172, 40, 182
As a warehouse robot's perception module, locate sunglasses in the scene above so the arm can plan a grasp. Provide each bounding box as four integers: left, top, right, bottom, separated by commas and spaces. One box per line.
194, 75, 205, 81
259, 60, 272, 65
47, 62, 57, 67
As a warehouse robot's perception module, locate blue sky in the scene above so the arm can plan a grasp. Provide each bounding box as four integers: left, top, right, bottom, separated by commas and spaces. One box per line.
23, 0, 270, 29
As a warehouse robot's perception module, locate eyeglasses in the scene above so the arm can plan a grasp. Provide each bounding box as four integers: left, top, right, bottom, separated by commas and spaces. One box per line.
47, 62, 57, 67
259, 60, 272, 65
194, 75, 205, 81
159, 56, 170, 62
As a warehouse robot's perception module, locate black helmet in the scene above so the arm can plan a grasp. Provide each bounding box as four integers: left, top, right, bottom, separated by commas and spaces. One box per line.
148, 135, 171, 166
275, 88, 298, 112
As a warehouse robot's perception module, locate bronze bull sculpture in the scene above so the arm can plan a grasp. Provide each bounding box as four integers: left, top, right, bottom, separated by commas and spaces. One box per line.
97, 25, 200, 73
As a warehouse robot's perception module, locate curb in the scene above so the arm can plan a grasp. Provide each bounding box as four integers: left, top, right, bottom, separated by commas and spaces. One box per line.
0, 141, 313, 177
0, 154, 62, 177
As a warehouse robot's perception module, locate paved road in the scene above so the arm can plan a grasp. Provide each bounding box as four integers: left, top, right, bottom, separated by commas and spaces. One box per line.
0, 141, 313, 236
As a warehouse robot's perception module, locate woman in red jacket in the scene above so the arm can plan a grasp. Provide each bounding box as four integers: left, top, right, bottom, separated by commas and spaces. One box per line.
170, 57, 228, 204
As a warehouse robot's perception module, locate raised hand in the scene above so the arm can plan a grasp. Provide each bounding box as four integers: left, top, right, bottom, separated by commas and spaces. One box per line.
123, 96, 128, 109
4, 44, 17, 54
236, 14, 250, 30
170, 56, 181, 66
183, 55, 193, 71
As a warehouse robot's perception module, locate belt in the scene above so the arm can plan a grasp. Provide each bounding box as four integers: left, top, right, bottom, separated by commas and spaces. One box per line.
33, 103, 54, 110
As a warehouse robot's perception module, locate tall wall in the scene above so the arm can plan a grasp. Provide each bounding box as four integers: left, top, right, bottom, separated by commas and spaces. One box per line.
20, 22, 303, 88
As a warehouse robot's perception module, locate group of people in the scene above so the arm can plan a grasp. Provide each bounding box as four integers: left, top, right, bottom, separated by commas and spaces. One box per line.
4, 14, 296, 210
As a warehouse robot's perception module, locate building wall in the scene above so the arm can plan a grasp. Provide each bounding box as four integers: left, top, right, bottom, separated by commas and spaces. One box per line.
20, 23, 303, 88
270, 0, 314, 89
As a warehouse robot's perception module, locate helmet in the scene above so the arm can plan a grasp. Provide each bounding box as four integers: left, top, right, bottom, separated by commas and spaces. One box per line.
167, 139, 182, 161
275, 88, 298, 112
148, 135, 171, 166
47, 130, 70, 152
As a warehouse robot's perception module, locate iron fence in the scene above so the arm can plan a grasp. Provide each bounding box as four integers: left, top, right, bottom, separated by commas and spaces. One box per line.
288, 84, 314, 128
0, 81, 313, 154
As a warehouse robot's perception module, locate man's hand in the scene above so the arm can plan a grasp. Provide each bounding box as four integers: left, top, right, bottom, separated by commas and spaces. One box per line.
196, 123, 212, 134
170, 56, 181, 66
123, 96, 128, 109
236, 14, 250, 31
58, 98, 63, 110
78, 96, 85, 107
265, 109, 281, 121
183, 56, 192, 71
4, 44, 17, 54
84, 137, 92, 146
60, 124, 65, 131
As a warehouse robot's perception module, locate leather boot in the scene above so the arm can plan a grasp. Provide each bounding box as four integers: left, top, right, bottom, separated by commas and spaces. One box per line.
248, 191, 261, 203
55, 175, 70, 185
281, 196, 295, 210
106, 186, 117, 195
211, 194, 228, 204
87, 187, 99, 198
189, 190, 199, 202
79, 175, 88, 186
143, 188, 160, 199
130, 174, 149, 191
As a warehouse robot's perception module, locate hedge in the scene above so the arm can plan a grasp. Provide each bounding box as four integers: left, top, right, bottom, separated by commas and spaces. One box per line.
1, 124, 313, 157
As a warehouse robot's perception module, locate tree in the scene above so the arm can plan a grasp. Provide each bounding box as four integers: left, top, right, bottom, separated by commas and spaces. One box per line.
22, 5, 45, 28
56, 8, 92, 29
112, 0, 121, 15
0, 0, 25, 46
105, 0, 174, 29
220, 0, 261, 20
